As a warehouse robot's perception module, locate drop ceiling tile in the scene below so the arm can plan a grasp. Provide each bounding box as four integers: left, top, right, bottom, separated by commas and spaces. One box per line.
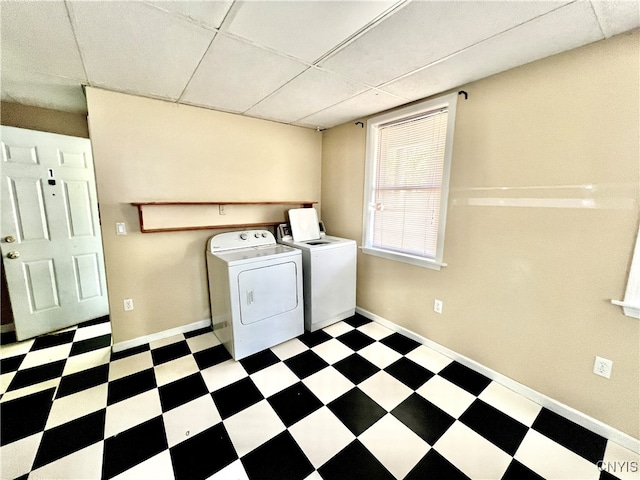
246, 67, 367, 125
591, 0, 640, 38
381, 1, 604, 103
296, 89, 406, 129
0, 70, 87, 113
144, 0, 233, 30
0, 1, 86, 81
320, 0, 571, 87
67, 1, 215, 100
224, 0, 399, 63
181, 35, 308, 114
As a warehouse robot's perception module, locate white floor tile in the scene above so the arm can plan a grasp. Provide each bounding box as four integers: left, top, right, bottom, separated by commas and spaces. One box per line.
601, 441, 640, 480
303, 471, 324, 480
405, 345, 452, 373
45, 383, 108, 429
435, 421, 512, 479
0, 378, 59, 404
250, 362, 299, 398
209, 459, 250, 480
289, 406, 355, 468
358, 342, 402, 369
29, 441, 104, 480
112, 450, 175, 480
163, 395, 221, 448
0, 371, 16, 396
149, 334, 185, 350
417, 375, 476, 418
153, 355, 199, 387
201, 359, 248, 393
303, 366, 354, 405
359, 413, 430, 479
356, 322, 393, 340
19, 344, 72, 370
270, 338, 308, 361
62, 347, 111, 377
108, 351, 154, 381
105, 389, 162, 438
311, 338, 353, 365
224, 400, 285, 457
0, 339, 34, 360
515, 429, 601, 480
359, 371, 412, 411
73, 322, 111, 342
186, 332, 220, 353
322, 321, 354, 338
478, 381, 542, 427
0, 432, 42, 480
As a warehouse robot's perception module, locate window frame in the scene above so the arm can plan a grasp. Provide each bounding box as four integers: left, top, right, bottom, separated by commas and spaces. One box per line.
361, 92, 458, 270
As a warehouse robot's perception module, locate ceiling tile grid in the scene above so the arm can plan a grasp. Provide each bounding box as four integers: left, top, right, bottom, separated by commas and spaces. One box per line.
1, 0, 638, 129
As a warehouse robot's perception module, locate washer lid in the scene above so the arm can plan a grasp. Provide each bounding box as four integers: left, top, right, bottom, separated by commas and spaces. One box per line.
289, 208, 320, 241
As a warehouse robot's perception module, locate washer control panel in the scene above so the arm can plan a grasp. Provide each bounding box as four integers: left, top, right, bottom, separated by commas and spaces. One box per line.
209, 230, 275, 252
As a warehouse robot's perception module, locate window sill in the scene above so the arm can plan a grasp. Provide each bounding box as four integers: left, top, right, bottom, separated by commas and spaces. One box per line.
611, 300, 640, 319
361, 246, 447, 271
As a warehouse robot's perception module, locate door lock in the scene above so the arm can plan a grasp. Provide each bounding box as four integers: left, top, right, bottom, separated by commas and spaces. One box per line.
4, 236, 16, 243
7, 251, 20, 259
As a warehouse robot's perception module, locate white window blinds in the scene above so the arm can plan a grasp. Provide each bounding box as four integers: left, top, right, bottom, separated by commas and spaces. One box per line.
372, 108, 449, 259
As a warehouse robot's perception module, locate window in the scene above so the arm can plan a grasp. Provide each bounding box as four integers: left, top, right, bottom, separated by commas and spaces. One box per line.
362, 93, 458, 270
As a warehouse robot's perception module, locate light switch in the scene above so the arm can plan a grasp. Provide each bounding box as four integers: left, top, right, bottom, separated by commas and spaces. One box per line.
116, 223, 127, 235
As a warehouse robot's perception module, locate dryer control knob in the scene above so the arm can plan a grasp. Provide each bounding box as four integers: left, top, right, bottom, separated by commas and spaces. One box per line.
239, 233, 248, 240
254, 233, 260, 238
261, 233, 268, 238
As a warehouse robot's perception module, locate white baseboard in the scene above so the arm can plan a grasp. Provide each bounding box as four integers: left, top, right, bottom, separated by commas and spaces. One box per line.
111, 318, 212, 353
1, 323, 15, 334
355, 306, 640, 454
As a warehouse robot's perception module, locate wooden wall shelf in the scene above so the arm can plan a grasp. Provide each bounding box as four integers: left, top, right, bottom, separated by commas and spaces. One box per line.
131, 201, 316, 233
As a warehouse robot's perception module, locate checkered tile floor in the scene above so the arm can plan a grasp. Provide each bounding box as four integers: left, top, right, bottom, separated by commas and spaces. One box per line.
1, 314, 636, 480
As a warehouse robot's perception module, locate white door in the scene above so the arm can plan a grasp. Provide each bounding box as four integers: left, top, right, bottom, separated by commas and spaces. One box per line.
0, 126, 108, 341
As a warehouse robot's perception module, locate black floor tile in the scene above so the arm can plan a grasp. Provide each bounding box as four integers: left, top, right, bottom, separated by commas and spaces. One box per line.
102, 416, 168, 479
242, 431, 313, 480
268, 382, 323, 427
77, 315, 110, 328
343, 313, 371, 328
110, 344, 150, 362
240, 349, 280, 374
318, 440, 394, 480
170, 423, 237, 480
30, 331, 76, 351
32, 409, 106, 469
333, 353, 379, 384
405, 449, 470, 480
532, 408, 607, 464
459, 399, 528, 455
297, 329, 332, 348
0, 387, 56, 445
438, 361, 491, 396
69, 334, 112, 356
193, 345, 231, 370
151, 341, 191, 366
600, 469, 624, 480
0, 330, 17, 345
336, 330, 375, 351
501, 459, 545, 480
380, 332, 421, 354
107, 369, 157, 405
159, 373, 209, 412
0, 353, 25, 373
56, 364, 109, 399
211, 377, 263, 419
284, 350, 329, 379
391, 393, 455, 445
327, 388, 386, 436
384, 357, 434, 390
183, 327, 213, 339
8, 360, 66, 391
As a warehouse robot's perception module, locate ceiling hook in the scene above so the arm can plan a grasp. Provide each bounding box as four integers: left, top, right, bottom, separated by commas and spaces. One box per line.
458, 90, 468, 100
355, 121, 364, 128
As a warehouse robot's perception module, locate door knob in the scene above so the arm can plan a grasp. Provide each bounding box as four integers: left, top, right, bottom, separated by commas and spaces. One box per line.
7, 251, 20, 259
4, 236, 15, 243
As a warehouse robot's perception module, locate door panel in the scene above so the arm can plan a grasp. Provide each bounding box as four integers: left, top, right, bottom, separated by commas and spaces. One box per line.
24, 259, 60, 312
7, 177, 50, 241
63, 180, 95, 237
73, 253, 103, 301
58, 150, 87, 168
3, 144, 38, 165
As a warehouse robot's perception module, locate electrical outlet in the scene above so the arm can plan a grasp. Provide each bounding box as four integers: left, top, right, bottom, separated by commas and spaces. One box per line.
593, 356, 613, 379
123, 298, 134, 311
434, 299, 443, 314
219, 204, 226, 215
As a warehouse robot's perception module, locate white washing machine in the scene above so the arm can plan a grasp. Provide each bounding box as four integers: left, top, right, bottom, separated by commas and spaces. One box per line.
206, 230, 304, 360
277, 208, 356, 332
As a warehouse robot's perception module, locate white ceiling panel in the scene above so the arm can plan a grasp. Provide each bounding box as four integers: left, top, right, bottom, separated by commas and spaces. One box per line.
0, 1, 86, 81
246, 67, 367, 124
1, 70, 88, 113
320, 0, 571, 87
181, 35, 308, 113
296, 89, 407, 129
144, 0, 234, 30
224, 0, 400, 63
382, 1, 605, 102
67, 1, 215, 100
591, 0, 640, 37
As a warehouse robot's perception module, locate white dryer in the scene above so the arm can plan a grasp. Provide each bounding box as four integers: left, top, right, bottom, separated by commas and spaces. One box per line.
206, 230, 303, 360
277, 208, 356, 332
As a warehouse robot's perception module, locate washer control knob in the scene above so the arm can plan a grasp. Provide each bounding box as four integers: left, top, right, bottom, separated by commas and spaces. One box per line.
239, 233, 248, 240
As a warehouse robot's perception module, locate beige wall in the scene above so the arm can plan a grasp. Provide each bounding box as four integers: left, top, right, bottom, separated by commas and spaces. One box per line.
85, 88, 322, 344
1, 101, 89, 138
322, 30, 639, 438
